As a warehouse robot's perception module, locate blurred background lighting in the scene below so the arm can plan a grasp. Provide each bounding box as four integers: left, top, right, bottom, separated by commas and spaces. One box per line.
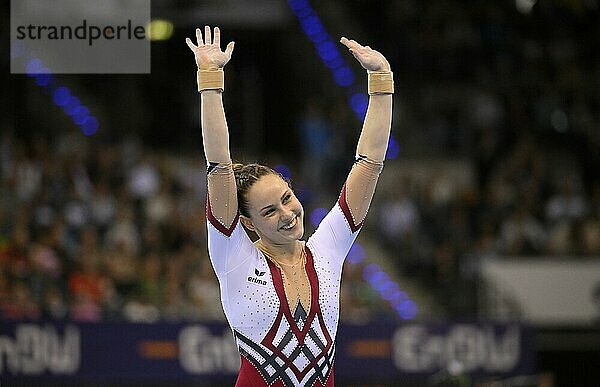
309, 207, 328, 227
346, 243, 365, 264
148, 19, 174, 41
273, 164, 292, 181
53, 87, 72, 107
516, 0, 537, 14
386, 136, 400, 160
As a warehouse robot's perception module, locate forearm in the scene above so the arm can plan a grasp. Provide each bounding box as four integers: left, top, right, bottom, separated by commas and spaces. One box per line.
343, 94, 390, 225
355, 93, 393, 162
345, 61, 393, 224
202, 90, 238, 229
201, 90, 231, 164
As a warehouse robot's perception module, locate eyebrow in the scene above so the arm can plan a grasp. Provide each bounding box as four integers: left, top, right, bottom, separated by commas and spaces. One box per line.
260, 190, 291, 212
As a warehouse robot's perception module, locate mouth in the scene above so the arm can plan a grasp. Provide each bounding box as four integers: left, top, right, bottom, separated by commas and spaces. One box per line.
280, 216, 298, 231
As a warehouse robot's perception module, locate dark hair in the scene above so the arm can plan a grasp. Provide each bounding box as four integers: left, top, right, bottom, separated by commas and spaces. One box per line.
232, 163, 285, 217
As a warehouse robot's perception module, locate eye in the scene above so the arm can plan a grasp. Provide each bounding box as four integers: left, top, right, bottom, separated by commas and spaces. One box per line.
283, 193, 291, 203
263, 209, 275, 217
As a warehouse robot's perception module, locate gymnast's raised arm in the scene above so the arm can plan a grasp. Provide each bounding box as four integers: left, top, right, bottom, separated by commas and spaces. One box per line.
186, 26, 237, 229
339, 37, 393, 228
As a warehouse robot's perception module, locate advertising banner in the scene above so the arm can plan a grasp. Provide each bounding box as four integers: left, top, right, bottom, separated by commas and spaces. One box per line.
0, 321, 535, 383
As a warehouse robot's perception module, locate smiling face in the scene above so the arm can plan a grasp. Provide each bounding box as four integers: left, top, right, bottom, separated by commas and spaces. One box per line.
240, 174, 304, 245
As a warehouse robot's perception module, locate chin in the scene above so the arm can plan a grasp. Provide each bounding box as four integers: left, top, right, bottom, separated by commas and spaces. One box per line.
297, 213, 305, 239
296, 224, 305, 240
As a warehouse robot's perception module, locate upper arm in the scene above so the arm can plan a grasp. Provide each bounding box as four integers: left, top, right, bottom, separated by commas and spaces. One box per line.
205, 163, 256, 275
308, 157, 383, 266
206, 201, 256, 275
206, 163, 238, 233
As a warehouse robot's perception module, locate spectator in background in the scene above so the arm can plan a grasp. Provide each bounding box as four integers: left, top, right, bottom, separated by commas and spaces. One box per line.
545, 177, 588, 224
378, 177, 422, 274
298, 98, 334, 194
2, 282, 40, 320
499, 201, 546, 255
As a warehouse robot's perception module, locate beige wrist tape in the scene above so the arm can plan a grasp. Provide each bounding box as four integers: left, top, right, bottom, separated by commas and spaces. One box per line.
197, 69, 224, 92
368, 71, 394, 95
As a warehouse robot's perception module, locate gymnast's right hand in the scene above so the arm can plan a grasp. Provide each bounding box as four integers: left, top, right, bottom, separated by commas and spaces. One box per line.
186, 26, 235, 70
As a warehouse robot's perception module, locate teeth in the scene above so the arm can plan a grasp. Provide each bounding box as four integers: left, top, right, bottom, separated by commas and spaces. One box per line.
281, 217, 296, 230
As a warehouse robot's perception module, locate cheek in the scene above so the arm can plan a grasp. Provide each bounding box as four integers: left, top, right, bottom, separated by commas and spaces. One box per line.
294, 199, 304, 216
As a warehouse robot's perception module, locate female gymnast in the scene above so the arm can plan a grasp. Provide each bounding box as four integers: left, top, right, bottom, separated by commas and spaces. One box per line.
186, 26, 393, 387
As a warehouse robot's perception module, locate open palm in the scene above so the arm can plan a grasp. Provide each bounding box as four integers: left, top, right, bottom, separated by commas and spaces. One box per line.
186, 26, 235, 70
340, 37, 390, 72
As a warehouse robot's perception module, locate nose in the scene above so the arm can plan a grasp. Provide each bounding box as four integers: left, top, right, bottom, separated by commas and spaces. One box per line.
280, 207, 295, 221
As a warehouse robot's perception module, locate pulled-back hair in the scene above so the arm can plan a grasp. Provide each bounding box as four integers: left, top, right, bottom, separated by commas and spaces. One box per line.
232, 163, 285, 217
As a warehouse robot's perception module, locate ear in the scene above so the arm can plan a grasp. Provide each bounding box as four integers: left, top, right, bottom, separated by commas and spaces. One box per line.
240, 215, 256, 231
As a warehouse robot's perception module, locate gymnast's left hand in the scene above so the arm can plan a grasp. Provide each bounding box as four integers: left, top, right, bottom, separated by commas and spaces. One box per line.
186, 26, 235, 70
340, 37, 391, 72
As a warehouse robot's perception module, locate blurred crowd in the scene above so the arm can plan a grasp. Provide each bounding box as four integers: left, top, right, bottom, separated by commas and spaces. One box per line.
1, 134, 215, 321
373, 133, 600, 317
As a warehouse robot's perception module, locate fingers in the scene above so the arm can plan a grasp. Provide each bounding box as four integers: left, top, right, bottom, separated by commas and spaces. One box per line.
185, 38, 196, 51
340, 37, 364, 51
189, 26, 226, 51
204, 26, 212, 45
340, 36, 351, 48
214, 27, 220, 47
196, 28, 203, 45
225, 41, 235, 57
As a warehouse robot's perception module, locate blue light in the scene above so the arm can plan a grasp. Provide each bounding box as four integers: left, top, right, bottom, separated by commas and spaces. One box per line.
317, 41, 338, 62
295, 6, 313, 18
386, 136, 400, 160
349, 93, 368, 119
367, 271, 389, 288
397, 300, 418, 320
295, 187, 313, 205
273, 164, 292, 180
333, 66, 354, 87
26, 59, 43, 76
347, 243, 365, 264
63, 97, 82, 116
363, 263, 380, 277
72, 106, 90, 125
362, 257, 418, 320
307, 31, 327, 44
26, 57, 100, 137
34, 69, 52, 87
288, 0, 309, 12
53, 87, 71, 106
382, 283, 401, 301
389, 289, 407, 303
81, 115, 99, 136
300, 16, 324, 37
68, 104, 86, 118
324, 57, 344, 69
373, 278, 395, 293
310, 207, 328, 227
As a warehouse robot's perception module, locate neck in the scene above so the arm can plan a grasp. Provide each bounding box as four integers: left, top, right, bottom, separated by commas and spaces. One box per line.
256, 239, 304, 265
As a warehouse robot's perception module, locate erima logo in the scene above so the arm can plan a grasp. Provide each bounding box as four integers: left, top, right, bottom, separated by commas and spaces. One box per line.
247, 268, 267, 286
